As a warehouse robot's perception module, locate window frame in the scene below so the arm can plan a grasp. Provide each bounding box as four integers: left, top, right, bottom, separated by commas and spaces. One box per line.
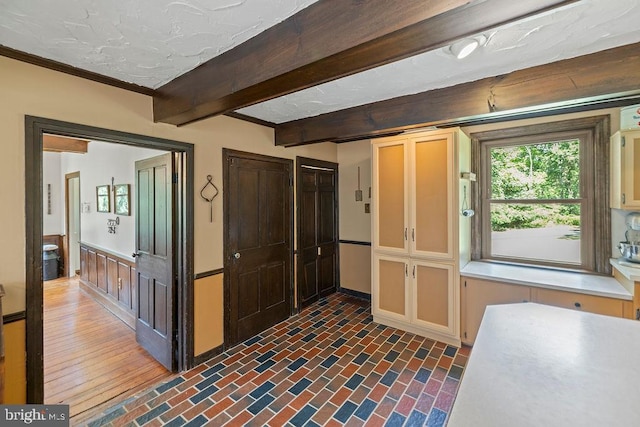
470, 115, 611, 275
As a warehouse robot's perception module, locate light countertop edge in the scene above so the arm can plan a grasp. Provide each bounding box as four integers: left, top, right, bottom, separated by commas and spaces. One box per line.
610, 257, 640, 282
461, 261, 632, 301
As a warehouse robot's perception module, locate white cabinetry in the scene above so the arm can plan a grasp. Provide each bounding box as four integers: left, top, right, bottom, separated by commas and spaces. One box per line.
372, 128, 470, 346
611, 130, 640, 209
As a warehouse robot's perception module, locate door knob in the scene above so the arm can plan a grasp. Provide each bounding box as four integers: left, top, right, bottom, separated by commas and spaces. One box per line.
132, 252, 140, 258
233, 252, 241, 259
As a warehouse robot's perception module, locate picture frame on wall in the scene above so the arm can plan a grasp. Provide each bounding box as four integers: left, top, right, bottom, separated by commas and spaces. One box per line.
96, 185, 110, 213
114, 184, 130, 216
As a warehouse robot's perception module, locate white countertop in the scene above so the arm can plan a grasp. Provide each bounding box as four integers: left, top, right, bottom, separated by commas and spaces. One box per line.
461, 261, 632, 301
448, 303, 640, 427
611, 257, 640, 282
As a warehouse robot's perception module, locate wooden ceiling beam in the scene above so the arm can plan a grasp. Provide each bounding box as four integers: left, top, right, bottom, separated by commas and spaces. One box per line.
274, 42, 640, 146
153, 0, 577, 126
43, 135, 89, 153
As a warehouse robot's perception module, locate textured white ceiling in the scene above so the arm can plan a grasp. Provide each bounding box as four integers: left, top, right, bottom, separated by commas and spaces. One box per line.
0, 0, 319, 88
239, 0, 640, 123
1, 0, 639, 124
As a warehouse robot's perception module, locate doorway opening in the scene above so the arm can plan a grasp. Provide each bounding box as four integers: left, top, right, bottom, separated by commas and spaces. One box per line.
65, 172, 80, 277
25, 117, 195, 413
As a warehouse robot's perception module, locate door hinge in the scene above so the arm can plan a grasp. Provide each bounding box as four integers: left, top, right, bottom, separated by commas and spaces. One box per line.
172, 173, 178, 183
290, 176, 294, 186
622, 136, 626, 147
464, 280, 467, 288
464, 332, 467, 339
623, 193, 626, 204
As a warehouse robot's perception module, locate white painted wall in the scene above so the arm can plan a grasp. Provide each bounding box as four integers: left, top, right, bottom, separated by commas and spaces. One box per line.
42, 152, 63, 235
60, 141, 165, 258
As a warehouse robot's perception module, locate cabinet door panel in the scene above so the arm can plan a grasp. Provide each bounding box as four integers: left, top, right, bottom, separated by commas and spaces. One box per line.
107, 257, 118, 296
374, 254, 408, 320
80, 246, 88, 281
412, 261, 454, 335
461, 277, 531, 345
412, 136, 453, 259
623, 131, 640, 208
96, 253, 108, 292
533, 288, 624, 318
375, 142, 407, 252
118, 262, 132, 310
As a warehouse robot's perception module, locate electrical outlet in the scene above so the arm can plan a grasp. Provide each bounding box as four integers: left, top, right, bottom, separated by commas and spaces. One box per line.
365, 203, 370, 213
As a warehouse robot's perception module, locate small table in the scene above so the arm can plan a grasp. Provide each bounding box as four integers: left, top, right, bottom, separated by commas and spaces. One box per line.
448, 303, 640, 426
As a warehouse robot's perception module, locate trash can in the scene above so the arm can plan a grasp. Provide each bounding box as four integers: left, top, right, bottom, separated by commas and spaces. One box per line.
43, 244, 59, 281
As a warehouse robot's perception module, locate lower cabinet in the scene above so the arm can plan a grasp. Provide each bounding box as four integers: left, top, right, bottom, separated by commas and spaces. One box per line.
531, 288, 626, 318
461, 276, 633, 345
461, 277, 531, 345
373, 254, 459, 346
80, 243, 136, 328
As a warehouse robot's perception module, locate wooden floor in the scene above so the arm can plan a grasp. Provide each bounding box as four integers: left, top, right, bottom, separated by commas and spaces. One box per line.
44, 276, 171, 420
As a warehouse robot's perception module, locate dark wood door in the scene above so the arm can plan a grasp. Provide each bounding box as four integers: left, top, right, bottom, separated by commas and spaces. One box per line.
297, 157, 338, 309
135, 153, 175, 371
224, 150, 293, 346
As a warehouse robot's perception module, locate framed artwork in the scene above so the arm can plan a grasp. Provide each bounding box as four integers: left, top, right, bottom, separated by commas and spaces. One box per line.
114, 184, 130, 216
96, 185, 110, 213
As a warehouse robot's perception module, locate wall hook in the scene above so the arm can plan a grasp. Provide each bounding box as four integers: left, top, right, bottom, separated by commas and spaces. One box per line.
200, 175, 219, 223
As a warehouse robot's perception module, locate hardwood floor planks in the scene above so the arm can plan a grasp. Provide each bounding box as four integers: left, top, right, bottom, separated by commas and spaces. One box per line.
43, 277, 171, 419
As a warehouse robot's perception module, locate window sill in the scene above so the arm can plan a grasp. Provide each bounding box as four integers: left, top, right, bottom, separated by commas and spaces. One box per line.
461, 261, 632, 301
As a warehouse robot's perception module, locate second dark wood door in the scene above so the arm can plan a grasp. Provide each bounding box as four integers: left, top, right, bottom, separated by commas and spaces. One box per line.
297, 157, 338, 309
224, 150, 293, 346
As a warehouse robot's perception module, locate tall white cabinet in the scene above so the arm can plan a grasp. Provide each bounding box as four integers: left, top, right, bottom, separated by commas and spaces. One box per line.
371, 128, 471, 347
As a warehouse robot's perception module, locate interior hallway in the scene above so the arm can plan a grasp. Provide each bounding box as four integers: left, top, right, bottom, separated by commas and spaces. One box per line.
44, 276, 171, 420
87, 293, 469, 427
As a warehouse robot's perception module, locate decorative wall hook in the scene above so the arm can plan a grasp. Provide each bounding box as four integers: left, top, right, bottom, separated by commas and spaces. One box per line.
107, 216, 120, 234
200, 175, 219, 223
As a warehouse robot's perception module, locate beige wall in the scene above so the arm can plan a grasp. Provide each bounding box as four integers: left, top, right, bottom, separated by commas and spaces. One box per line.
339, 243, 371, 294
4, 321, 26, 403
337, 139, 372, 242
194, 274, 224, 356
337, 139, 373, 294
0, 56, 338, 402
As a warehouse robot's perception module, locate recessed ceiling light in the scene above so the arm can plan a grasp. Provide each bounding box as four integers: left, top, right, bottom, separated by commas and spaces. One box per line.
449, 36, 487, 59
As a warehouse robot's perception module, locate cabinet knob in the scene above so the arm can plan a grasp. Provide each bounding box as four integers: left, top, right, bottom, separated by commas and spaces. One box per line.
574, 302, 582, 309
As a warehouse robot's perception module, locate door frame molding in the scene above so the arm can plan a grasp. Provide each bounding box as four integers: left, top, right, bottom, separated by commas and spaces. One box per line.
222, 148, 294, 346
295, 157, 340, 311
64, 171, 80, 278
25, 116, 195, 403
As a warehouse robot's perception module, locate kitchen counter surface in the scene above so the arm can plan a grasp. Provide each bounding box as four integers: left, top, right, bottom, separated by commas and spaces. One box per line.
448, 303, 640, 426
461, 261, 632, 300
611, 257, 640, 282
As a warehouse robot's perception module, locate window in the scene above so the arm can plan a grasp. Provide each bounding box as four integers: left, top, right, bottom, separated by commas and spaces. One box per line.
472, 116, 610, 273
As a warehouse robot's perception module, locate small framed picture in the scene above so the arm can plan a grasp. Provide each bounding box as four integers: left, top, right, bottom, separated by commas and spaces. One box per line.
96, 185, 111, 213
114, 184, 131, 216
